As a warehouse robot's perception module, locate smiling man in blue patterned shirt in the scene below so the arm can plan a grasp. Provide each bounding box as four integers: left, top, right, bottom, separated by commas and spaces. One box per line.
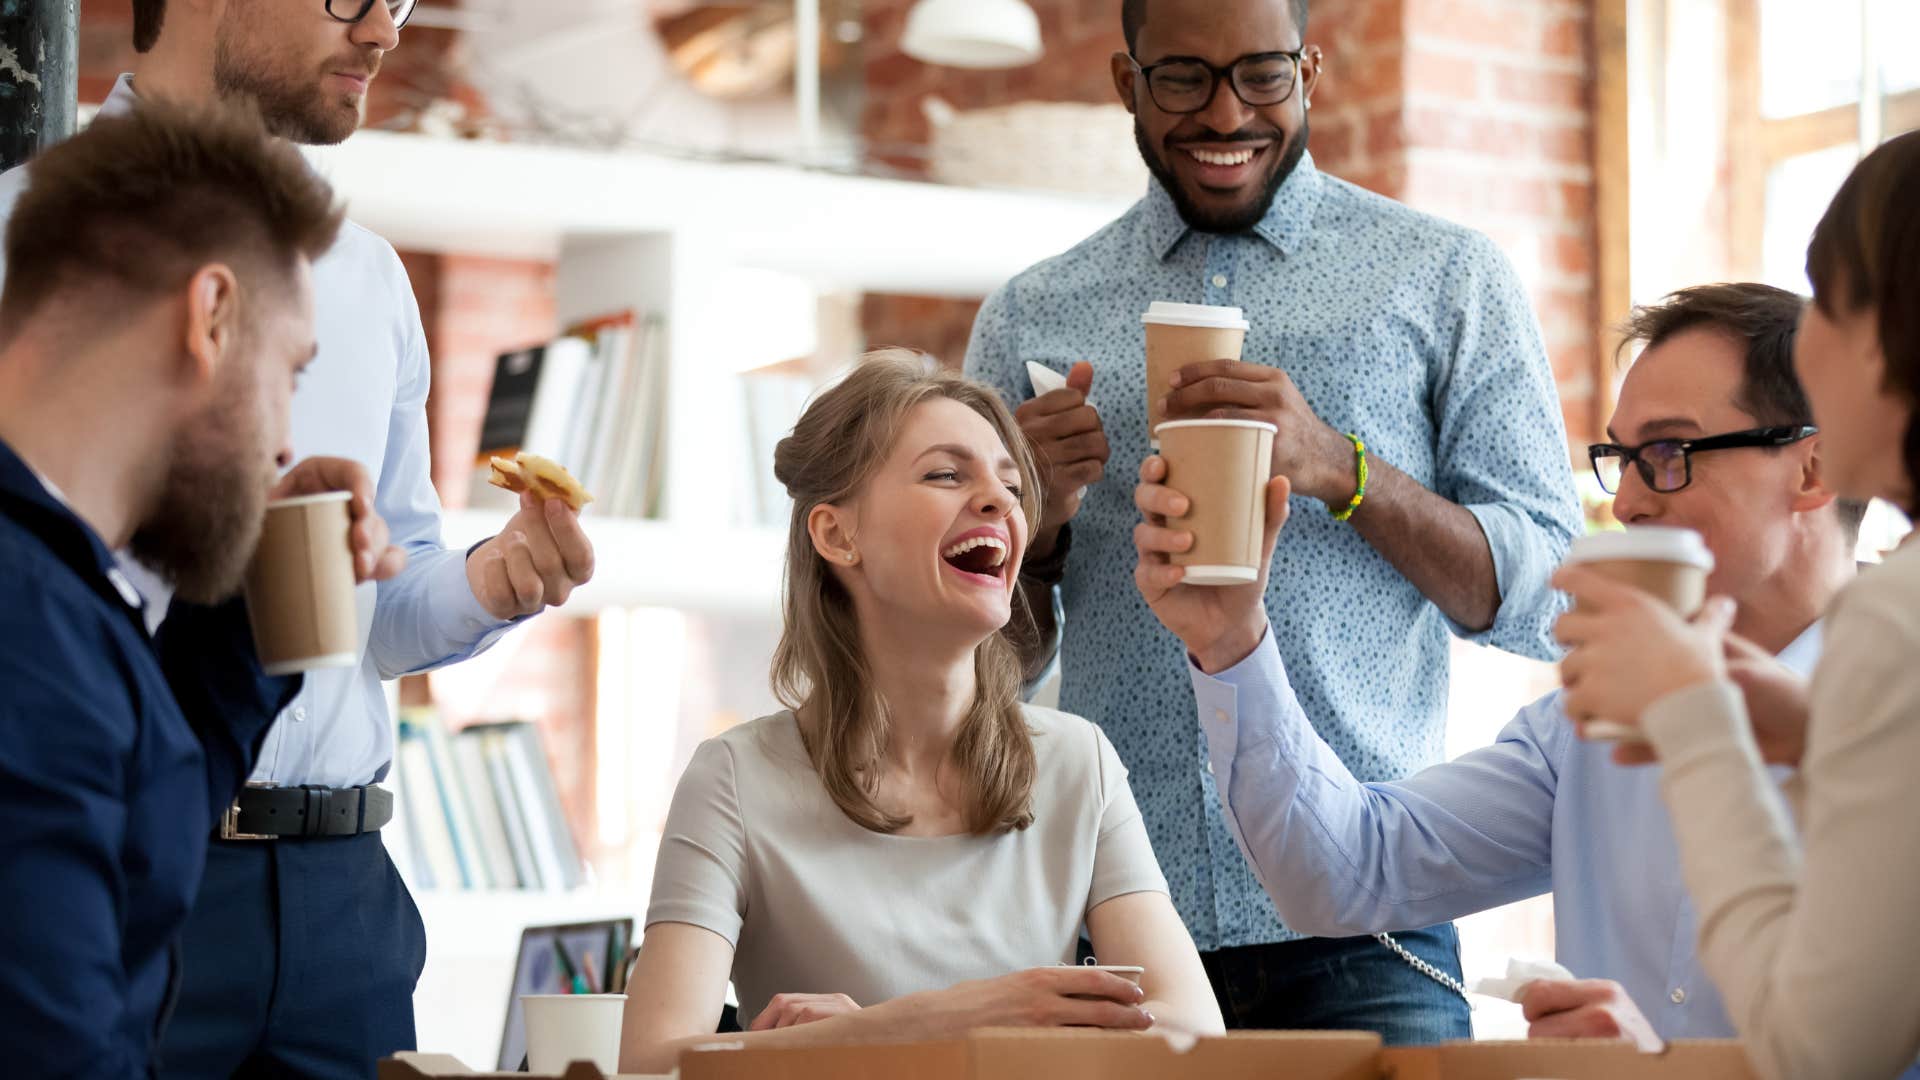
964, 0, 1581, 1043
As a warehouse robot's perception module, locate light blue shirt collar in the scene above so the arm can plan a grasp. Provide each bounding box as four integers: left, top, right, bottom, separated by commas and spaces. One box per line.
1142, 149, 1325, 262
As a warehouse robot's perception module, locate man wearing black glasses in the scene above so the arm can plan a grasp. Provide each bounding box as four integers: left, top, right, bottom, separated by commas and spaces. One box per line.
966, 0, 1580, 1042
0, 3, 597, 1076
1129, 282, 1864, 1048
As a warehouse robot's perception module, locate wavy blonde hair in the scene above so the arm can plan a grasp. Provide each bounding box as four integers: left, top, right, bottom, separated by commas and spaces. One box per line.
771, 350, 1043, 835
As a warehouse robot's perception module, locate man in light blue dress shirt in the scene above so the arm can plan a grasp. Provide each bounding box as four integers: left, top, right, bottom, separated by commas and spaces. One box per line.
965, 0, 1580, 1040
0, 3, 596, 1077
1133, 284, 1865, 1046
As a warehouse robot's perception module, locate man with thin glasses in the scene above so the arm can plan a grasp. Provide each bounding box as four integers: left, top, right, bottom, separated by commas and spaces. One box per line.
1132, 282, 1865, 1049
0, 2, 596, 1075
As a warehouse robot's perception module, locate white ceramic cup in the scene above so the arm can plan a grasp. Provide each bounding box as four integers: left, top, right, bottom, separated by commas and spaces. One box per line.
522, 993, 626, 1074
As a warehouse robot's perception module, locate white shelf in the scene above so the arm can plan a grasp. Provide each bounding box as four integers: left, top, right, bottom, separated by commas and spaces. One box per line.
441, 510, 787, 617
300, 130, 1132, 296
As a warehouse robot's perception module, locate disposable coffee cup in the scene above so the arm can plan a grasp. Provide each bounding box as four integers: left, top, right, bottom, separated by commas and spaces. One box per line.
1142, 302, 1249, 445
1154, 419, 1278, 586
243, 492, 359, 677
1563, 526, 1716, 741
521, 994, 626, 1074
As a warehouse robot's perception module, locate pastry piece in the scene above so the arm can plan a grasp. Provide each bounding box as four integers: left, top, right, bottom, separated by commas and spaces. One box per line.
487, 452, 594, 511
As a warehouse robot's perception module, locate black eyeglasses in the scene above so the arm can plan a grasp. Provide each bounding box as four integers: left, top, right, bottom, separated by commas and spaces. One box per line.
1128, 50, 1306, 115
325, 0, 417, 29
1588, 425, 1818, 495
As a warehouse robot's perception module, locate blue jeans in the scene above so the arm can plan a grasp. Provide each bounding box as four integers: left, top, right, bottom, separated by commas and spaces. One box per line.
1199, 925, 1471, 1046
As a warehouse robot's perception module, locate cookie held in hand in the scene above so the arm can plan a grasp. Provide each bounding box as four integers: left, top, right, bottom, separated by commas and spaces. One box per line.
488, 453, 594, 512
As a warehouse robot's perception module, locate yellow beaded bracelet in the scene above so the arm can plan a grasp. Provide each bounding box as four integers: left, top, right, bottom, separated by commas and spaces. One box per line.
1331, 433, 1368, 522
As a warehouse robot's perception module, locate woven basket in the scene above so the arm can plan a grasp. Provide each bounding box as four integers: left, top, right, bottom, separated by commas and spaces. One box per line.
924, 97, 1149, 200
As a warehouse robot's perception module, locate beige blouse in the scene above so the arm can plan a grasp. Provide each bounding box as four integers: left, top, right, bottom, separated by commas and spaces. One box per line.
645, 705, 1169, 1024
1643, 538, 1920, 1080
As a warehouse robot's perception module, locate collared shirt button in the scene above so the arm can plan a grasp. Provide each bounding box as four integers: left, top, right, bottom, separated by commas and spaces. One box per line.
292, 706, 309, 723
1211, 273, 1229, 288
1670, 988, 1687, 1005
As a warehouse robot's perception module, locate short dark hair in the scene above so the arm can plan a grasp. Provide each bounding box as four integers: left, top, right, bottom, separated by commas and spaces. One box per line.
1123, 0, 1310, 55
1806, 129, 1920, 515
0, 100, 344, 341
133, 0, 165, 53
1619, 282, 1869, 541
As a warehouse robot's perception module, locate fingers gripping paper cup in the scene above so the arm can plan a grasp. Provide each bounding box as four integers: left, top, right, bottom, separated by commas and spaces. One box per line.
1563, 527, 1716, 742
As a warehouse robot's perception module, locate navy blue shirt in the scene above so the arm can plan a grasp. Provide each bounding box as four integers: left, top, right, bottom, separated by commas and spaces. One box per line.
0, 438, 293, 1077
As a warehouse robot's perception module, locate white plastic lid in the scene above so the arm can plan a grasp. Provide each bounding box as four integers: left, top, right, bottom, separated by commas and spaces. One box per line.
1564, 526, 1715, 571
1154, 418, 1278, 436
1141, 301, 1250, 331
266, 491, 353, 509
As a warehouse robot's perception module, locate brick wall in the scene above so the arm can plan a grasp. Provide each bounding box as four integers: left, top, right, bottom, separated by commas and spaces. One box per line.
862, 292, 982, 370
861, 0, 1126, 176
858, 0, 1602, 446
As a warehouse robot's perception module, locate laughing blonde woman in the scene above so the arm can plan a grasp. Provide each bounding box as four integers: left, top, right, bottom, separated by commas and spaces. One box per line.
619, 353, 1221, 1073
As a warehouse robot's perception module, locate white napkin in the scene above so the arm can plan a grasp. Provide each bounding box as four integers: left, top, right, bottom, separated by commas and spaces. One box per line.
1026, 361, 1069, 397
1026, 362, 1092, 502
1470, 957, 1576, 1002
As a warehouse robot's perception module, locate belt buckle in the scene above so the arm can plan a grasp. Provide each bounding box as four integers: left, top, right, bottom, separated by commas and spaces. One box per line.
218, 782, 277, 841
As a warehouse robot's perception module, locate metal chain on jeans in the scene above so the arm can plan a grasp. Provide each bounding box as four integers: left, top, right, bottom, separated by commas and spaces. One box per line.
1375, 932, 1471, 1002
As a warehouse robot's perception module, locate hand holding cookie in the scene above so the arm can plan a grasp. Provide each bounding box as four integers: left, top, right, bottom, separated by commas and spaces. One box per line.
470, 453, 596, 619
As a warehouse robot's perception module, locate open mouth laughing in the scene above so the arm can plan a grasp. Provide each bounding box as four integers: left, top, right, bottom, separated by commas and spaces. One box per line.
940, 528, 1011, 586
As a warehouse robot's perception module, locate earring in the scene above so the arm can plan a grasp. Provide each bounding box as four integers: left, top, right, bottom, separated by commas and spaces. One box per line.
845, 552, 857, 563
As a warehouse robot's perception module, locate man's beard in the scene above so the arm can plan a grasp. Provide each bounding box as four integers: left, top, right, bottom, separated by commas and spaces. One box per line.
212, 33, 371, 145
1135, 116, 1310, 235
130, 399, 273, 605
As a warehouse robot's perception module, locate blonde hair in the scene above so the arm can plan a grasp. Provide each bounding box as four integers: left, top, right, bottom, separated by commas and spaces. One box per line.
770, 350, 1043, 835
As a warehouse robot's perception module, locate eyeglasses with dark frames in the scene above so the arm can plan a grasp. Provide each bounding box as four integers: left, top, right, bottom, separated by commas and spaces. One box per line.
1127, 50, 1307, 115
1588, 425, 1818, 495
325, 0, 417, 29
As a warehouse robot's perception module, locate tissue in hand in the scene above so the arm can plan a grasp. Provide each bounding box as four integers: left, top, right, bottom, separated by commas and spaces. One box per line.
1470, 957, 1576, 1003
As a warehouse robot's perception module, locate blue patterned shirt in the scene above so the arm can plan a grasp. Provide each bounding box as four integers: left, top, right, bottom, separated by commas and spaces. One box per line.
964, 155, 1582, 951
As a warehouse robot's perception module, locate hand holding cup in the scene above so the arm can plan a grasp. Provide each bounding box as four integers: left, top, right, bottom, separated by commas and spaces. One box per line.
268, 456, 406, 583
1134, 453, 1291, 674
1160, 361, 1356, 508
1554, 568, 1737, 762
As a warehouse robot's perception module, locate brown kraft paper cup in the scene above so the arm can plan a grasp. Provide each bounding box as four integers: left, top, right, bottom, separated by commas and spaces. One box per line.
1563, 527, 1715, 741
1156, 419, 1278, 586
244, 492, 359, 676
1142, 302, 1250, 445
1146, 323, 1246, 433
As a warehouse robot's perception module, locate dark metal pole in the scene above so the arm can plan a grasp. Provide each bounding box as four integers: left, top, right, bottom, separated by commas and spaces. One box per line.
0, 0, 77, 171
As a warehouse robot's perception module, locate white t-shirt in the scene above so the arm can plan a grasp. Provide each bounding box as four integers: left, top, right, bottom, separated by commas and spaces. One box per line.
646, 705, 1169, 1022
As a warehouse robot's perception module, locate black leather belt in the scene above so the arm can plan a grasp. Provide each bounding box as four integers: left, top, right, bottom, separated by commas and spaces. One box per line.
218, 783, 393, 841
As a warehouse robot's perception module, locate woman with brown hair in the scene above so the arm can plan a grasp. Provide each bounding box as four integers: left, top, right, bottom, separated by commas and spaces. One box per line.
1552, 130, 1920, 1080
619, 353, 1221, 1073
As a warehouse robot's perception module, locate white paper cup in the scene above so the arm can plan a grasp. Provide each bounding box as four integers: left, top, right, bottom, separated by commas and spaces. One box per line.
522, 994, 626, 1074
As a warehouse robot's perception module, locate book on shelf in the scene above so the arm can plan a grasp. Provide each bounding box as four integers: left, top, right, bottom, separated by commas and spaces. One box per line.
738, 364, 817, 528
464, 310, 668, 520
393, 709, 586, 892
